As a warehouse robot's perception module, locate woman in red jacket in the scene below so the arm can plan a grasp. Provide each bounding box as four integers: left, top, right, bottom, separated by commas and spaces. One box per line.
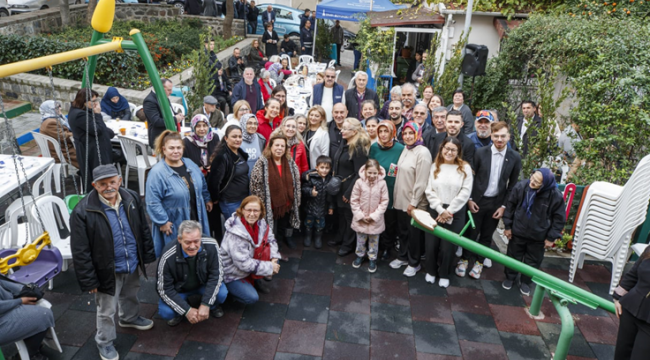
256, 98, 282, 140
259, 70, 274, 102
276, 116, 309, 174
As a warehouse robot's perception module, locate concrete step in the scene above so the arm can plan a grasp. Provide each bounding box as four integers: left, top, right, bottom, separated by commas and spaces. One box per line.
0, 99, 32, 119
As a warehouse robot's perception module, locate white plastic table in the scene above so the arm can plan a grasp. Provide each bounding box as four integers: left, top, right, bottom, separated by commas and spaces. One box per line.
104, 119, 193, 144
0, 155, 54, 198
285, 84, 312, 115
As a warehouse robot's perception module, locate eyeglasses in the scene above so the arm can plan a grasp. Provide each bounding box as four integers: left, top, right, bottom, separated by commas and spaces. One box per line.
239, 108, 250, 112
414, 111, 427, 115
442, 146, 458, 153
243, 209, 261, 214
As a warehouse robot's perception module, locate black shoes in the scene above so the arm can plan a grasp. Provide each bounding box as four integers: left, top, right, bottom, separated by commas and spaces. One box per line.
210, 306, 224, 318
303, 229, 313, 247
314, 230, 323, 249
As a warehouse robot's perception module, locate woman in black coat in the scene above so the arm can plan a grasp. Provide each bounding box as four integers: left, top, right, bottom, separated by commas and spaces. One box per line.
330, 118, 370, 256
69, 88, 116, 192
261, 23, 280, 58
183, 114, 220, 174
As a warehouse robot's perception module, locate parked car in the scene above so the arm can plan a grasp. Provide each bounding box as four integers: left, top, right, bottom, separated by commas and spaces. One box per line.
8, 0, 78, 14
0, 0, 11, 16
255, 3, 356, 50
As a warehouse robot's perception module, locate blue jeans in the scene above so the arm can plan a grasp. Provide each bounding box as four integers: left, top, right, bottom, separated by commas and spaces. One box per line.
305, 215, 326, 231
157, 284, 228, 320
225, 279, 259, 305
219, 200, 242, 219
353, 50, 362, 70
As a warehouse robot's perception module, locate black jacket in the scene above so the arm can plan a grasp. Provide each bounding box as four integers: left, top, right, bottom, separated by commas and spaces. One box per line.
344, 88, 380, 120
614, 253, 650, 323
183, 137, 220, 171
143, 90, 178, 148
328, 120, 343, 160
261, 30, 279, 57
423, 131, 476, 170
184, 0, 202, 15
503, 180, 566, 242
69, 106, 116, 191
300, 27, 313, 50
71, 188, 155, 296
332, 141, 368, 208
514, 114, 543, 157
228, 56, 246, 77
246, 4, 259, 22
213, 73, 231, 98
156, 238, 223, 316
279, 39, 297, 55
235, 0, 246, 19
207, 146, 249, 202
301, 169, 334, 218
471, 145, 522, 207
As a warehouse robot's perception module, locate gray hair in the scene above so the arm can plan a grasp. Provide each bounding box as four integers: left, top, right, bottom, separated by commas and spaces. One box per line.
414, 103, 428, 112
178, 220, 202, 238
261, 70, 271, 79
355, 71, 368, 79
269, 55, 281, 63
401, 83, 416, 93
390, 86, 402, 96
431, 106, 448, 115
244, 67, 255, 75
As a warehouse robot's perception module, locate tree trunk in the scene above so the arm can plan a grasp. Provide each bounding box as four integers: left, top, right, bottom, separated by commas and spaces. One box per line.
223, 0, 233, 39
60, 0, 70, 27
87, 0, 97, 24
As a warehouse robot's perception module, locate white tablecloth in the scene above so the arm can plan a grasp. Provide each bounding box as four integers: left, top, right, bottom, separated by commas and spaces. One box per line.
104, 119, 193, 144
0, 155, 54, 198
307, 63, 328, 75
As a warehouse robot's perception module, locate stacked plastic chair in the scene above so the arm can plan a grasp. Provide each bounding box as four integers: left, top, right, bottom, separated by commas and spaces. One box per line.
569, 154, 650, 294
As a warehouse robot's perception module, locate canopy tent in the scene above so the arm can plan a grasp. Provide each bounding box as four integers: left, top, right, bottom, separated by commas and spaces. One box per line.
315, 0, 402, 22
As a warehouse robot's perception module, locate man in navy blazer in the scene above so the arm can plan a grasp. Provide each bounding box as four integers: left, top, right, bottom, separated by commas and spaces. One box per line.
310, 67, 344, 122
262, 4, 275, 28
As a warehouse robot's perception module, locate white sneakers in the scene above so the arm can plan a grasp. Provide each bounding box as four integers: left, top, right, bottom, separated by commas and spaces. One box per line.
484, 258, 493, 268
403, 265, 421, 277
469, 261, 484, 280
425, 274, 436, 284
455, 260, 469, 277
438, 278, 450, 288
389, 259, 408, 269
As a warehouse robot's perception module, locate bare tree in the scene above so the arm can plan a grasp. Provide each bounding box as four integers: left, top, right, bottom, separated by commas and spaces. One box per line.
223, 0, 233, 39
87, 0, 97, 24
60, 0, 70, 27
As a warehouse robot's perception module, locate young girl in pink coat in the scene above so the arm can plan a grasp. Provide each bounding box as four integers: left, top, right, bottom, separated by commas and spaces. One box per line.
350, 159, 389, 273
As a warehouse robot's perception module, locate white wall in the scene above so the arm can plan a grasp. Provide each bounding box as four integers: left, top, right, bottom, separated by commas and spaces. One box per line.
445, 14, 501, 58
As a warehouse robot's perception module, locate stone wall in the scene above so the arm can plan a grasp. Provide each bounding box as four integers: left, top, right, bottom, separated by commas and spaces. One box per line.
0, 4, 245, 37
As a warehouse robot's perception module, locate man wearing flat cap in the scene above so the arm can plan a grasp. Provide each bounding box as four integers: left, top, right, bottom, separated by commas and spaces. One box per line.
71, 165, 156, 360
192, 95, 225, 130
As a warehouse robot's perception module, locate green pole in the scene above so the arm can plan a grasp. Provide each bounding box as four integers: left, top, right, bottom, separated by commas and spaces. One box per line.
129, 29, 177, 131
529, 284, 546, 317
410, 218, 616, 314
550, 294, 575, 360
81, 30, 104, 88
96, 39, 139, 51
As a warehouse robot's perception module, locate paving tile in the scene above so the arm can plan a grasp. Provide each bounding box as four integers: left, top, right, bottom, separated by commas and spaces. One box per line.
408, 273, 448, 297
71, 332, 137, 360
585, 281, 612, 300
369, 262, 407, 281
588, 343, 615, 360
370, 278, 410, 306
459, 340, 508, 360
275, 257, 300, 279
44, 291, 77, 321
50, 269, 83, 294
540, 258, 571, 271
275, 353, 322, 360
479, 261, 507, 281
411, 321, 461, 356
370, 302, 413, 335
40, 345, 81, 360
137, 276, 160, 305
225, 330, 280, 360
522, 295, 562, 324
55, 310, 97, 347
238, 301, 287, 333
286, 292, 330, 324
566, 356, 597, 360
326, 310, 370, 345
480, 279, 527, 307
537, 323, 596, 358
300, 250, 337, 273
187, 311, 240, 345
574, 314, 618, 345
130, 318, 190, 356
294, 270, 334, 296
576, 264, 611, 284
445, 286, 491, 316
171, 340, 228, 360
280, 241, 305, 259
115, 303, 158, 334
322, 340, 369, 360
489, 304, 540, 335
335, 250, 358, 265
416, 353, 462, 360
452, 311, 501, 344
330, 285, 371, 314
333, 264, 371, 289
448, 273, 483, 289
369, 330, 416, 360
123, 352, 174, 360
67, 292, 97, 312
277, 320, 327, 357
144, 262, 157, 278
499, 331, 552, 360
410, 295, 453, 324
258, 278, 295, 305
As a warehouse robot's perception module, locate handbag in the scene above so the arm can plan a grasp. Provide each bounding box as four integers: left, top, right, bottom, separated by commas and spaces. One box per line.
326, 174, 353, 196
250, 226, 271, 280
0, 274, 44, 301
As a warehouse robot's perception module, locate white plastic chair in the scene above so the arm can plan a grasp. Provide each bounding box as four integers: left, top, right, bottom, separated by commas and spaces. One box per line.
335, 70, 341, 82
14, 299, 63, 359
280, 54, 295, 74
30, 196, 71, 272
328, 59, 336, 69
269, 78, 277, 88
128, 102, 136, 117
631, 243, 649, 257
299, 55, 314, 65
32, 163, 54, 198
118, 136, 158, 196
133, 105, 143, 119
172, 103, 185, 116
31, 131, 77, 193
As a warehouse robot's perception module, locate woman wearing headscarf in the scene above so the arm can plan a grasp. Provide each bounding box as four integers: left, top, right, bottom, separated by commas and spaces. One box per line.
250, 132, 301, 249
39, 100, 79, 168
183, 114, 219, 175
369, 120, 405, 261
390, 122, 432, 277
100, 87, 132, 120
239, 113, 267, 176
502, 168, 566, 296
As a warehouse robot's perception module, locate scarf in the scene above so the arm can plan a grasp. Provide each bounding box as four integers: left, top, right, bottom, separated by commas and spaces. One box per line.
241, 217, 271, 283
39, 100, 70, 130
262, 79, 273, 95
100, 87, 130, 116
403, 121, 424, 150
242, 217, 260, 245
521, 168, 557, 218
377, 120, 396, 149
187, 114, 215, 168
240, 113, 258, 143
287, 134, 299, 148
267, 156, 294, 219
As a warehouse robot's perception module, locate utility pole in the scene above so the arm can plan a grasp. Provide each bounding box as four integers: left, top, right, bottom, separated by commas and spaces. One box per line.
457, 0, 474, 88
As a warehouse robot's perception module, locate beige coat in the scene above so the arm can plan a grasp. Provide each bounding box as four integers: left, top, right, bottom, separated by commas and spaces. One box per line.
393, 145, 432, 211
39, 118, 79, 168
